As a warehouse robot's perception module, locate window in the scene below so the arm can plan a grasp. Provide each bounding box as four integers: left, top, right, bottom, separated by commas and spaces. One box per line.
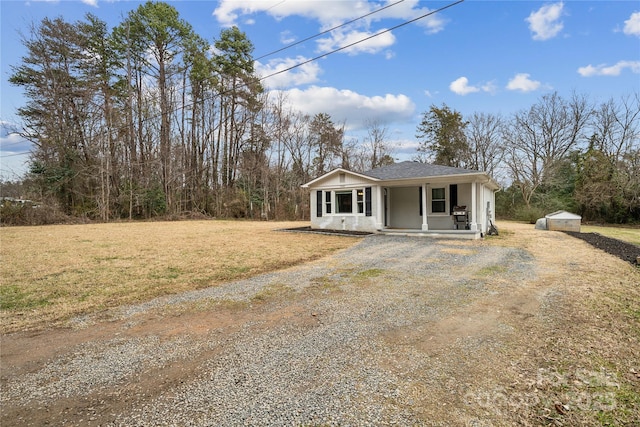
336, 191, 353, 213
325, 191, 332, 214
356, 189, 364, 214
432, 187, 446, 213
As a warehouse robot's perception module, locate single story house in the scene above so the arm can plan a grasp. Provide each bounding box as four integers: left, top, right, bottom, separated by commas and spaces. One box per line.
302, 161, 500, 239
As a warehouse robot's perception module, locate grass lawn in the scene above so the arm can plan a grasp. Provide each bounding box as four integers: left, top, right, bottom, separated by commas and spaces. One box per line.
581, 224, 640, 246
0, 220, 360, 333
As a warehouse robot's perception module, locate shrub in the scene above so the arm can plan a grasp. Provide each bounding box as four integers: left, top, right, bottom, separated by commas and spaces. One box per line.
514, 205, 546, 224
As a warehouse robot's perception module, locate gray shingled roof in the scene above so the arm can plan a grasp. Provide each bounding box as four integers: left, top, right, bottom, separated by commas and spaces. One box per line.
362, 161, 479, 180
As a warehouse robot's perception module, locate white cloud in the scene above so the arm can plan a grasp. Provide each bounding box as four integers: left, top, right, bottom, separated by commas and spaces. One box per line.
526, 2, 564, 41
316, 28, 396, 56
577, 60, 640, 77
274, 86, 415, 131
481, 81, 498, 94
0, 123, 32, 179
255, 56, 322, 89
212, 0, 447, 57
214, 1, 370, 28
623, 11, 640, 37
381, 0, 447, 35
280, 31, 296, 45
506, 73, 541, 92
34, 0, 98, 5
393, 138, 421, 157
449, 77, 496, 96
449, 77, 480, 95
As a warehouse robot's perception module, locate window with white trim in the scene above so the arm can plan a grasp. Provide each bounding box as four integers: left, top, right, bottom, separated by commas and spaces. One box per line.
356, 189, 364, 214
431, 187, 446, 213
325, 191, 331, 214
335, 191, 353, 213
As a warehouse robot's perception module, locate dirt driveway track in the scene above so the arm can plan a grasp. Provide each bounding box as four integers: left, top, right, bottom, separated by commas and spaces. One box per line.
2, 223, 639, 426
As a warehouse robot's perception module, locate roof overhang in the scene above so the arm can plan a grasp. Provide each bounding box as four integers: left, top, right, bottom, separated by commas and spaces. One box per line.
371, 172, 501, 190
301, 168, 380, 188
302, 168, 500, 191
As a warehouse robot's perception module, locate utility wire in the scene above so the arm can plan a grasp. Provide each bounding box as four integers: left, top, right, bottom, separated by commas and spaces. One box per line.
2, 0, 464, 159
2, 0, 410, 159
255, 0, 405, 61
258, 0, 464, 83
178, 0, 465, 124
0, 152, 30, 158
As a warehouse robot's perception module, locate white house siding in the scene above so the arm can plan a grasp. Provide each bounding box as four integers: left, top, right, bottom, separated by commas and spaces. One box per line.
310, 183, 380, 232
311, 212, 379, 232
313, 173, 372, 190
481, 184, 496, 234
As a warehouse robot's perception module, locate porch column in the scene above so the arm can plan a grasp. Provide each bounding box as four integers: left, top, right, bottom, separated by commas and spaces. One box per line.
470, 181, 478, 231
421, 184, 429, 231
375, 185, 384, 230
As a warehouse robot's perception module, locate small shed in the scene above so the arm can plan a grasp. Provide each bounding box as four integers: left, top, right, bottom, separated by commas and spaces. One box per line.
545, 210, 581, 232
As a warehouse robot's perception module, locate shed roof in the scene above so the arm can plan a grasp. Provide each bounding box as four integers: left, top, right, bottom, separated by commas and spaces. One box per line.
545, 210, 582, 219
362, 161, 477, 180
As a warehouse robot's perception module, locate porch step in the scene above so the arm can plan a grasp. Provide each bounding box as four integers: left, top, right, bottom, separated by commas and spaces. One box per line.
378, 229, 482, 239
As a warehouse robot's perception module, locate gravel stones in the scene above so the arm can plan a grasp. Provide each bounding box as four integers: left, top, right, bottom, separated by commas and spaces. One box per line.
2, 235, 537, 426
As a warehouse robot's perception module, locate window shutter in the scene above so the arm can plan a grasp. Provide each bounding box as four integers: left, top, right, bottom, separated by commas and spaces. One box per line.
365, 187, 372, 217
419, 187, 423, 216
316, 190, 322, 217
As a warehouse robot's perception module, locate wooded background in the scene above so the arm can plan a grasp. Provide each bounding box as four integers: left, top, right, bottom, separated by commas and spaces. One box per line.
1, 3, 638, 225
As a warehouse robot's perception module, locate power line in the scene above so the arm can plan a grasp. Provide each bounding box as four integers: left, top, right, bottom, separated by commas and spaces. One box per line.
172, 0, 466, 126
259, 0, 464, 83
0, 152, 31, 158
5, 0, 465, 160
255, 0, 406, 61
5, 0, 411, 159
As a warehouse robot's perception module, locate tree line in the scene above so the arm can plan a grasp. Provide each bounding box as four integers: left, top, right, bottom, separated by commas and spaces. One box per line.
2, 1, 639, 225
414, 93, 639, 224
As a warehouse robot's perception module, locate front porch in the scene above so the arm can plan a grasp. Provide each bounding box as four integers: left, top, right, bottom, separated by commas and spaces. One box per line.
378, 227, 482, 240
382, 182, 482, 233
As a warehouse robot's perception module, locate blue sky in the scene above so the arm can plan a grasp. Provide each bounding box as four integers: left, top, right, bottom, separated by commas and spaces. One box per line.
1, 0, 639, 179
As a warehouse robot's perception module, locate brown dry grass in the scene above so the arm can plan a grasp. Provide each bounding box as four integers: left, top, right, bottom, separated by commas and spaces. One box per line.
0, 220, 359, 333
483, 221, 640, 425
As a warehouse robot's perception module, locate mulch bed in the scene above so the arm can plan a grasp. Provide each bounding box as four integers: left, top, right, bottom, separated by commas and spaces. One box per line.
564, 231, 640, 266
281, 226, 374, 237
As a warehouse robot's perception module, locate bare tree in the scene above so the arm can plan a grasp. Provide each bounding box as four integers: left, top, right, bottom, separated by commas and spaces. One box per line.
576, 93, 640, 221
466, 112, 505, 178
591, 93, 640, 161
363, 119, 395, 170
503, 92, 592, 207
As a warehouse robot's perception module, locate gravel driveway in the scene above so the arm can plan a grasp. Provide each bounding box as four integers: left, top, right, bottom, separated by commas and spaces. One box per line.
2, 235, 547, 426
